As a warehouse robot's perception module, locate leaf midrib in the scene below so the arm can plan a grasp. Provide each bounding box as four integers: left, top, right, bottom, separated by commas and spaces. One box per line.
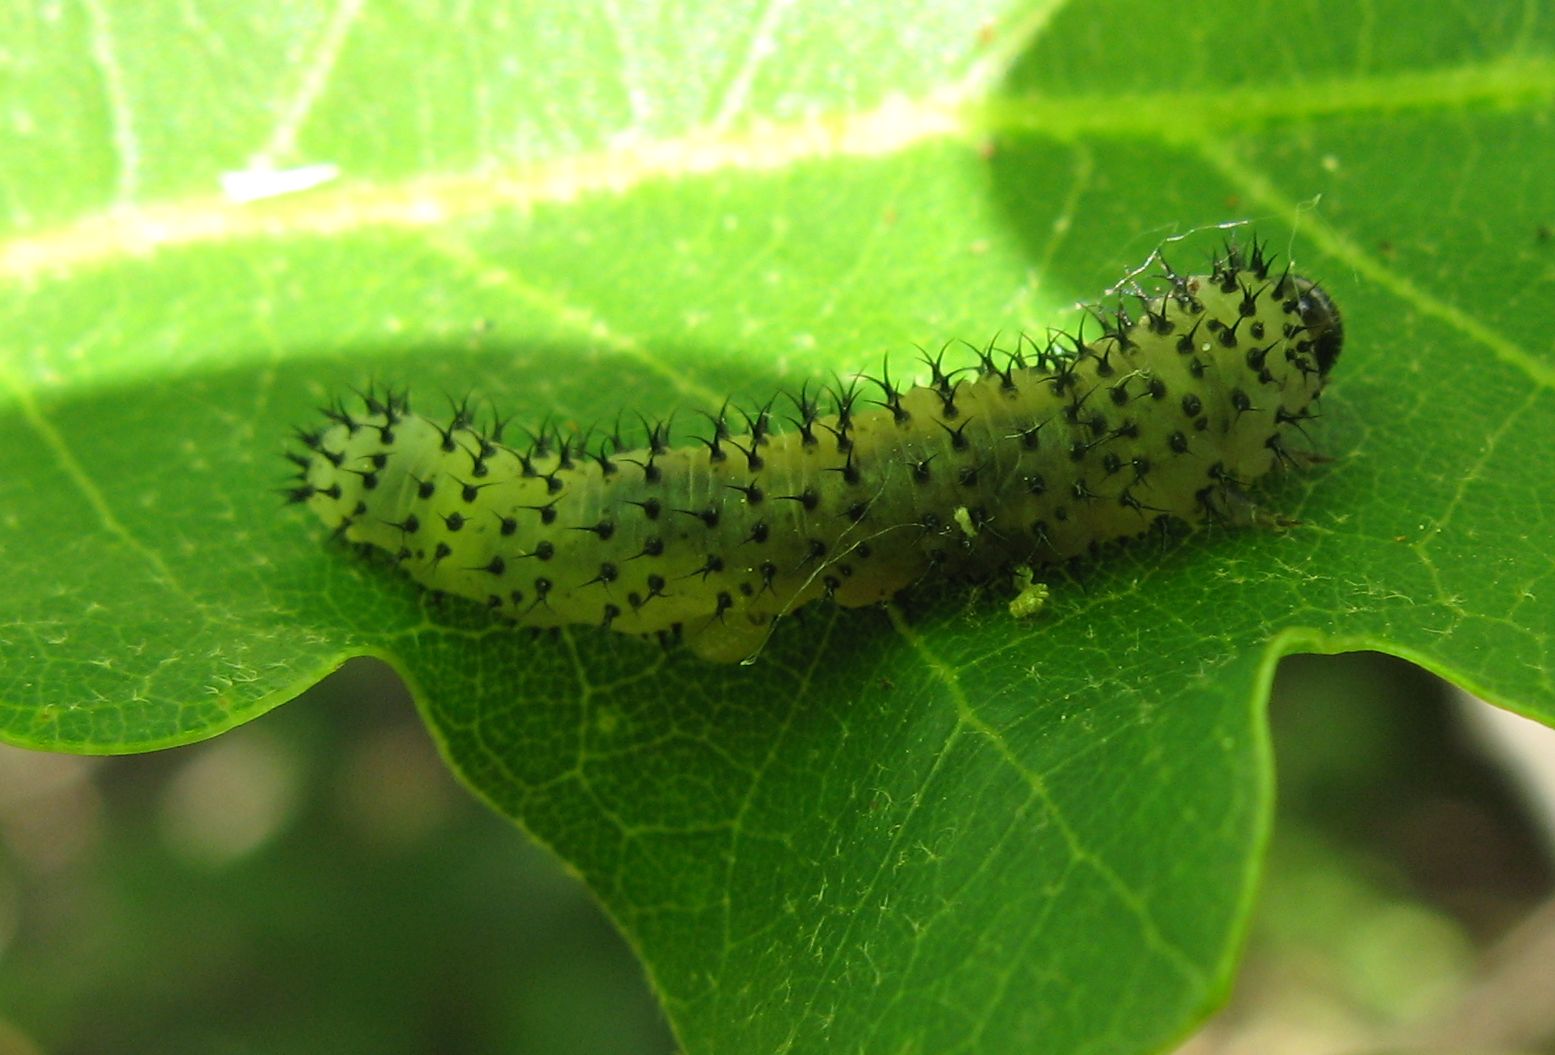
2, 57, 1543, 283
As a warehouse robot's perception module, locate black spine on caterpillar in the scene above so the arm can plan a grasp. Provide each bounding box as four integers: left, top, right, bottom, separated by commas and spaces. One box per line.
288, 243, 1343, 662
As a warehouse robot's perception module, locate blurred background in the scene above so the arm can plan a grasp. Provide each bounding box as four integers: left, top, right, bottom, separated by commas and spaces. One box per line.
0, 654, 1551, 1055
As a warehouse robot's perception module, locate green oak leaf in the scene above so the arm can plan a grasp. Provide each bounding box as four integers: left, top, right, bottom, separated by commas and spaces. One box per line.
2, 2, 1551, 1052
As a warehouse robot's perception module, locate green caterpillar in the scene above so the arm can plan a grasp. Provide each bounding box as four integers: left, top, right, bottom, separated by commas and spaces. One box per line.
290, 242, 1342, 663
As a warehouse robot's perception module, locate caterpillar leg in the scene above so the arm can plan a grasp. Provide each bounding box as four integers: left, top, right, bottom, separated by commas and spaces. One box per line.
1218, 484, 1302, 531
683, 613, 774, 665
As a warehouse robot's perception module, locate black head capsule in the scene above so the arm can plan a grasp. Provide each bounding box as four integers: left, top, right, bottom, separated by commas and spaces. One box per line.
1291, 277, 1343, 377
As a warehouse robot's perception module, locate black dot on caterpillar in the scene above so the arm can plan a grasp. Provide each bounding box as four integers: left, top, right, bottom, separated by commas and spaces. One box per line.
287, 239, 1343, 664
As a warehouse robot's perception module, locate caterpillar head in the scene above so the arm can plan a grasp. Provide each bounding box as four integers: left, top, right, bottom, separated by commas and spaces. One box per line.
1294, 278, 1343, 378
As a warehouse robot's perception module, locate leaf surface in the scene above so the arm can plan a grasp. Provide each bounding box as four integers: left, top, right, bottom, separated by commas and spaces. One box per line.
3, 2, 1552, 1051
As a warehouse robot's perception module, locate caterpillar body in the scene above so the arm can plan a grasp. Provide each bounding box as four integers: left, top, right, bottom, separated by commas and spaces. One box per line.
290, 243, 1342, 663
